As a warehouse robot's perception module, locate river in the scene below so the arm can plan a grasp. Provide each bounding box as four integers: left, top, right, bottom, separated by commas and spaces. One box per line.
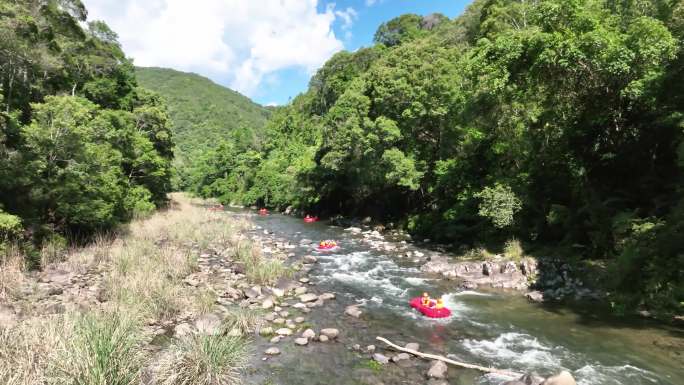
232, 210, 683, 385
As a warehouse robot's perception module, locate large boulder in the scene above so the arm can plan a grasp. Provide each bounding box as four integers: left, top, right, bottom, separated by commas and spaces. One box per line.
542, 371, 576, 385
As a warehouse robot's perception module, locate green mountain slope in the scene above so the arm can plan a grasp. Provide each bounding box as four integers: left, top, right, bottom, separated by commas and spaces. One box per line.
135, 67, 270, 158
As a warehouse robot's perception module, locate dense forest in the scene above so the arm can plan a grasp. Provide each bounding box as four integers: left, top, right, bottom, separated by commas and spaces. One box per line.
0, 0, 173, 260
188, 0, 684, 312
135, 67, 271, 189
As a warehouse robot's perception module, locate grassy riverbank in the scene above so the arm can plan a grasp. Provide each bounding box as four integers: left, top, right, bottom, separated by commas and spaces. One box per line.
0, 193, 287, 385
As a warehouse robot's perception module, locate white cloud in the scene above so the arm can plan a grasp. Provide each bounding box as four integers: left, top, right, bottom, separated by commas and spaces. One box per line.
82, 0, 353, 96
365, 0, 379, 6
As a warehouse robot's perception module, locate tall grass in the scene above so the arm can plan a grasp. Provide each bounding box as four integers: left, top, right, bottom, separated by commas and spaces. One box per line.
156, 334, 249, 385
503, 238, 525, 261
53, 312, 144, 385
234, 240, 291, 285
223, 308, 265, 336
0, 244, 25, 301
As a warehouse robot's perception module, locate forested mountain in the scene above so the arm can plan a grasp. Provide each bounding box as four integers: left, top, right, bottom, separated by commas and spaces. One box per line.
135, 67, 270, 187
190, 0, 684, 312
0, 1, 173, 254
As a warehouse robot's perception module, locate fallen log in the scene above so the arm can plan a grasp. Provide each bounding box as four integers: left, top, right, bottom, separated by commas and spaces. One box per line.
376, 336, 522, 378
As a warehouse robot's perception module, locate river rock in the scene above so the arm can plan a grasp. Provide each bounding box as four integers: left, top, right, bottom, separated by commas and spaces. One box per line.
174, 323, 193, 337
299, 293, 318, 302
265, 347, 280, 356
294, 337, 309, 346
426, 381, 449, 385
270, 288, 285, 297
373, 353, 390, 364
299, 277, 310, 283
303, 255, 317, 263
244, 288, 259, 299
262, 298, 275, 309
345, 305, 362, 318
366, 345, 376, 352
525, 291, 544, 303
275, 328, 292, 336
504, 381, 525, 385
542, 371, 576, 385
302, 329, 316, 339
320, 328, 339, 339
195, 313, 221, 335
520, 373, 545, 385
405, 342, 420, 351
270, 336, 281, 343
392, 353, 411, 362
319, 334, 329, 342
427, 360, 448, 379
272, 318, 285, 325
295, 287, 308, 295
318, 293, 335, 301
294, 316, 305, 323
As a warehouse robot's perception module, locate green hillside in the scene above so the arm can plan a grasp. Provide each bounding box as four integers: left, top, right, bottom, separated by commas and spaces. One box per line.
135, 66, 270, 161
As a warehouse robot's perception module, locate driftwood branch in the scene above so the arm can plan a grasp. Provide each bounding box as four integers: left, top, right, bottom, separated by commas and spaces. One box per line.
376, 336, 522, 379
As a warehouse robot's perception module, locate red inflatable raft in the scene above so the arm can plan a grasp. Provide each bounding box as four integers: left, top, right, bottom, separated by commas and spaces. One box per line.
304, 216, 319, 223
410, 297, 452, 318
317, 240, 338, 251
258, 208, 269, 215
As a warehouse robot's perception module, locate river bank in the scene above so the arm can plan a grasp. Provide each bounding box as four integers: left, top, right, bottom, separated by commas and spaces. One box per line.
2, 197, 682, 385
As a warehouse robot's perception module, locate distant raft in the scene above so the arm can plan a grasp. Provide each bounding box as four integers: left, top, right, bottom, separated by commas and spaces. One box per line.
304, 216, 319, 223
258, 208, 269, 215
409, 297, 452, 318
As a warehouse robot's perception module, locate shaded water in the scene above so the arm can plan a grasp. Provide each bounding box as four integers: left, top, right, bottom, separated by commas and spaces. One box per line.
235, 211, 683, 385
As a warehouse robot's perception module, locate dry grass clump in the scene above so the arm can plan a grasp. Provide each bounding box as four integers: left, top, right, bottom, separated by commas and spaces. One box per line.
503, 238, 525, 261
0, 316, 63, 385
155, 334, 249, 385
233, 240, 291, 285
52, 312, 144, 385
223, 308, 265, 336
0, 244, 26, 301
0, 312, 144, 385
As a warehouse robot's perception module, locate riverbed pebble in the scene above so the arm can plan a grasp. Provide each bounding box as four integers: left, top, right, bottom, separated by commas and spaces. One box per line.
265, 347, 280, 356
319, 335, 329, 342
320, 328, 339, 339
294, 316, 305, 323
294, 337, 308, 346
275, 328, 292, 336
392, 353, 411, 362
427, 360, 448, 379
373, 353, 390, 364
405, 342, 420, 351
345, 305, 362, 318
302, 329, 316, 340
318, 292, 336, 301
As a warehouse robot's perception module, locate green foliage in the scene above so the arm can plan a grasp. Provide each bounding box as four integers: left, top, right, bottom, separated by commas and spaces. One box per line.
0, 210, 22, 241
134, 67, 270, 189
475, 184, 522, 229
0, 1, 174, 249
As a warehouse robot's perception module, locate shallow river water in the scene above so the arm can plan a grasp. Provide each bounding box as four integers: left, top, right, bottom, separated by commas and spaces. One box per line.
233, 211, 683, 385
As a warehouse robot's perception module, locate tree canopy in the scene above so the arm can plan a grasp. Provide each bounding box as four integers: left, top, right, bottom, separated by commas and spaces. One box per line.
0, 0, 173, 249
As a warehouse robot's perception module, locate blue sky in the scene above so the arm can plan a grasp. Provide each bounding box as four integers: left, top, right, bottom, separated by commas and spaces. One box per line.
261, 0, 471, 105
83, 0, 472, 106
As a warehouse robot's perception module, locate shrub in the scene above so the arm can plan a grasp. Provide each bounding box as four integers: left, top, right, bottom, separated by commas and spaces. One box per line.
503, 238, 524, 261
0, 210, 22, 241
475, 183, 522, 229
